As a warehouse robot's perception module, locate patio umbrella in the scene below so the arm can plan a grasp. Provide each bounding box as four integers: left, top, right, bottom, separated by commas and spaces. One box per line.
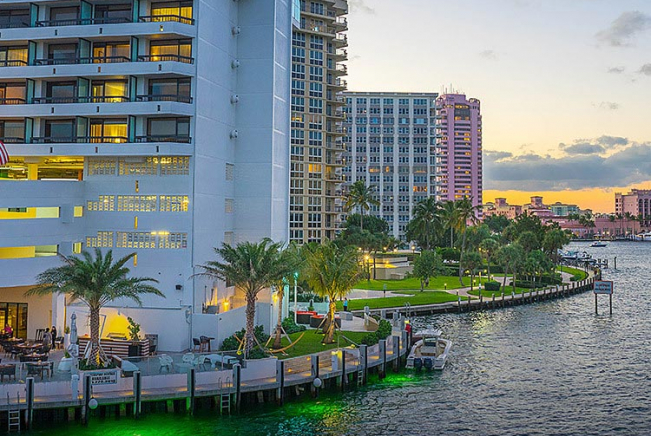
68, 313, 79, 359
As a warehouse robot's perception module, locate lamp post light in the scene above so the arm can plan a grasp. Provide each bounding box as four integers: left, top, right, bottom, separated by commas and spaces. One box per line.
293, 271, 299, 324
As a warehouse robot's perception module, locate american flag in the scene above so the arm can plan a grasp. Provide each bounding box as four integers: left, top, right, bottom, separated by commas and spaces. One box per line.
0, 140, 8, 165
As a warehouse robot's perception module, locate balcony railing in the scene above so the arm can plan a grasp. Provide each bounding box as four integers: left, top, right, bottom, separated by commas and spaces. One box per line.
32, 96, 129, 104
32, 136, 128, 144
139, 15, 194, 25
0, 137, 24, 144
0, 59, 28, 67
137, 54, 194, 64
135, 135, 191, 144
136, 94, 193, 103
0, 97, 26, 105
34, 56, 130, 66
0, 22, 30, 29
35, 17, 132, 27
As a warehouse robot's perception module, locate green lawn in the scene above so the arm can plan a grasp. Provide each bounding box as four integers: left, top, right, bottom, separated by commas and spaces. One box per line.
276, 330, 369, 359
353, 276, 483, 292
337, 291, 460, 311
558, 266, 588, 281
467, 286, 534, 298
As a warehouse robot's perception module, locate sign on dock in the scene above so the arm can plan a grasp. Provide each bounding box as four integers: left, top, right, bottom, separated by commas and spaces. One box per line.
594, 281, 613, 295
88, 370, 118, 385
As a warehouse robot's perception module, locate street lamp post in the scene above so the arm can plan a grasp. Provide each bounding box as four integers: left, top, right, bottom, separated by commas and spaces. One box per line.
293, 271, 299, 324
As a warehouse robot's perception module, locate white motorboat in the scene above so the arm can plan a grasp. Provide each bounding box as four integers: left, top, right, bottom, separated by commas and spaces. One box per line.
405, 328, 451, 370
590, 241, 607, 247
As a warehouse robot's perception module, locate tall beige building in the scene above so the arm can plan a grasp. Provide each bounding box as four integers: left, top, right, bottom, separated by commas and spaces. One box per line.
290, 0, 348, 243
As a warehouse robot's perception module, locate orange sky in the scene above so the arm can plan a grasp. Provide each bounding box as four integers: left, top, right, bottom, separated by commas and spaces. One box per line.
486, 182, 651, 214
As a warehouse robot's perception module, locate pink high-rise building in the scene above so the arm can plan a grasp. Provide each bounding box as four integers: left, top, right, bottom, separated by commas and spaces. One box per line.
434, 94, 483, 211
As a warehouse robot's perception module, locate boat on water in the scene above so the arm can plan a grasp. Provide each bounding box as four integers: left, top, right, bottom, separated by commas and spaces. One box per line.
406, 328, 452, 370
634, 232, 651, 241
590, 241, 607, 247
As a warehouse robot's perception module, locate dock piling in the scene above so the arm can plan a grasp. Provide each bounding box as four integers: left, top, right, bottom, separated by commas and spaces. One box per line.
233, 364, 241, 413
133, 371, 142, 419
379, 339, 387, 379
187, 368, 196, 415
276, 360, 285, 405
26, 376, 34, 430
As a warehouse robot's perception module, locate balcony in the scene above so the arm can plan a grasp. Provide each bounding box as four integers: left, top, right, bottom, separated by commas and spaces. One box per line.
0, 59, 28, 68
137, 54, 194, 64
135, 135, 191, 144
334, 34, 348, 46
32, 96, 129, 104
32, 136, 128, 144
35, 17, 132, 27
329, 64, 347, 76
0, 22, 29, 29
0, 137, 24, 144
136, 94, 193, 104
139, 15, 194, 25
0, 97, 25, 105
34, 56, 130, 66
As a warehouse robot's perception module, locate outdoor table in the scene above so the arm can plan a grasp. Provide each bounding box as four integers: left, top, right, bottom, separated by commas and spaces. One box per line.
200, 336, 215, 352
16, 343, 41, 353
22, 353, 48, 362
26, 361, 53, 380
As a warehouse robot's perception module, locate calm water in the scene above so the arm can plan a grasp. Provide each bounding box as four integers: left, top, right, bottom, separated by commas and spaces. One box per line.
32, 242, 651, 436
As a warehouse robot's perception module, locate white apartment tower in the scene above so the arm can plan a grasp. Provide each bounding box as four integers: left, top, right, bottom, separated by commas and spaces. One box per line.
0, 0, 293, 351
289, 0, 348, 244
343, 92, 439, 241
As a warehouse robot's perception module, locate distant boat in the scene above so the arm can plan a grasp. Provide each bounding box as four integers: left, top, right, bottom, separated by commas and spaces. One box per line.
590, 242, 607, 247
635, 232, 651, 241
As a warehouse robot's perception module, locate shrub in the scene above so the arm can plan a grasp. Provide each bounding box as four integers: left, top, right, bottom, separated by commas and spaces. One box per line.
484, 281, 501, 291
361, 332, 378, 345
376, 319, 392, 340
282, 317, 306, 335
247, 348, 267, 360
437, 247, 460, 261
220, 325, 270, 351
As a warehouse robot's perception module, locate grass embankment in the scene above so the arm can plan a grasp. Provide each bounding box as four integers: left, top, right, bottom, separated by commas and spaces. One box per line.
276, 330, 369, 359
336, 291, 460, 311
560, 266, 588, 281
467, 287, 532, 298
354, 276, 475, 292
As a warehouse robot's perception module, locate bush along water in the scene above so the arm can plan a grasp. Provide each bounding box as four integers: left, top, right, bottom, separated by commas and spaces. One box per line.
361, 319, 393, 346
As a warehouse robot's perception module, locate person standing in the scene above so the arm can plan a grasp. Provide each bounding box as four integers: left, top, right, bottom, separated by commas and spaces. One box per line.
343, 298, 348, 312
43, 328, 52, 350
51, 326, 58, 348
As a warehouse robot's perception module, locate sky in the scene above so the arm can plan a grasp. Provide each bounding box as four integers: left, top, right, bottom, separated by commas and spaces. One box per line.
345, 0, 651, 213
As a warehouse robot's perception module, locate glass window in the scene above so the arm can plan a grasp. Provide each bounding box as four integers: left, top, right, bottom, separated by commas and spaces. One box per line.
149, 39, 192, 60
47, 82, 77, 101
90, 119, 128, 142
0, 83, 25, 102
91, 80, 128, 102
95, 4, 132, 22
45, 120, 75, 139
0, 46, 28, 66
148, 78, 191, 99
148, 117, 190, 138
48, 44, 78, 63
0, 10, 30, 28
49, 6, 79, 22
93, 42, 130, 62
0, 120, 24, 141
151, 1, 193, 19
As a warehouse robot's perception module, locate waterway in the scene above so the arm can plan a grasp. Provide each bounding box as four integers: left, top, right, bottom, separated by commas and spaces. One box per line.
32, 241, 650, 435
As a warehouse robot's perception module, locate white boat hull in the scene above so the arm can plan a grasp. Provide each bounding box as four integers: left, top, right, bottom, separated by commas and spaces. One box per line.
406, 337, 452, 370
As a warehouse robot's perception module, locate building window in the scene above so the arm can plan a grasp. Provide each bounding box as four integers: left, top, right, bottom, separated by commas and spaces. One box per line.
225, 199, 234, 213
117, 195, 157, 212
225, 163, 234, 181
87, 195, 115, 212
117, 231, 156, 249
86, 231, 114, 248
158, 232, 187, 249
92, 42, 130, 63
159, 195, 189, 212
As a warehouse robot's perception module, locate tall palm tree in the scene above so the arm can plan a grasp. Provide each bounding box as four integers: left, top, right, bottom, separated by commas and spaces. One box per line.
344, 180, 380, 231
440, 200, 459, 248
409, 198, 442, 250
454, 197, 481, 285
302, 242, 362, 344
26, 249, 162, 366
478, 237, 499, 280
196, 239, 286, 357
271, 243, 302, 349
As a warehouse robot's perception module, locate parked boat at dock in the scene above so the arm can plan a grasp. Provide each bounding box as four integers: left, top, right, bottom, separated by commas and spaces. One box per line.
406, 329, 451, 370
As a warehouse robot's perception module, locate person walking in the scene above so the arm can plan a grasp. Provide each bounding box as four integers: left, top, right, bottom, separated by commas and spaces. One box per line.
343, 298, 348, 312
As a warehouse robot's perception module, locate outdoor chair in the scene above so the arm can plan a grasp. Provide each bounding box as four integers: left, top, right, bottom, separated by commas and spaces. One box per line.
192, 337, 202, 352
0, 364, 16, 382
54, 336, 64, 349
199, 336, 213, 352
159, 354, 174, 373
35, 329, 45, 342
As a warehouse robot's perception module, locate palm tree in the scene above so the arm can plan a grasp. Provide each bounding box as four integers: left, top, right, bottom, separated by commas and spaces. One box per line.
478, 237, 499, 280
408, 198, 442, 250
542, 228, 569, 266
271, 244, 302, 349
454, 197, 481, 285
497, 243, 525, 293
344, 180, 380, 232
302, 242, 362, 344
440, 200, 459, 248
461, 251, 483, 292
196, 239, 286, 357
26, 249, 162, 366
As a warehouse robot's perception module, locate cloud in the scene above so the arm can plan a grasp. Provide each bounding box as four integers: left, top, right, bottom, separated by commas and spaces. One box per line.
479, 50, 499, 60
348, 0, 375, 14
596, 11, 651, 47
485, 137, 648, 190
639, 64, 651, 76
607, 66, 625, 74
594, 101, 620, 110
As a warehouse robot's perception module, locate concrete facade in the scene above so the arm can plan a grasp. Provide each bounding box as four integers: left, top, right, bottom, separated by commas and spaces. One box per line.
615, 189, 651, 229
0, 0, 292, 351
343, 92, 439, 241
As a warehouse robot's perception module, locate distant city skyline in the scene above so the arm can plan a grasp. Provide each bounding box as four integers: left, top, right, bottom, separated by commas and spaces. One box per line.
345, 0, 651, 212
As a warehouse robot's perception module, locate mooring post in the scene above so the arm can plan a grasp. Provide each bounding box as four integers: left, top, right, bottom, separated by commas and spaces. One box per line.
26, 376, 34, 430
82, 374, 91, 426
595, 293, 598, 315
392, 335, 400, 372
133, 370, 142, 419
311, 354, 320, 397
341, 350, 346, 392
457, 295, 462, 313
609, 293, 613, 315
233, 364, 241, 413
359, 345, 368, 385
187, 367, 196, 415
379, 339, 387, 379
276, 360, 285, 405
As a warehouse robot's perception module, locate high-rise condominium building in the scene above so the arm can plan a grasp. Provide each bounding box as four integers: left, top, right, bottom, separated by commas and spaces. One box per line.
343, 92, 439, 241
434, 94, 483, 210
0, 0, 293, 350
290, 0, 348, 244
615, 190, 651, 228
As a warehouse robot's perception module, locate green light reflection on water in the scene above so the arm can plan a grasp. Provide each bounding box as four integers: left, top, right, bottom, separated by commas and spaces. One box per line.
28, 372, 433, 436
